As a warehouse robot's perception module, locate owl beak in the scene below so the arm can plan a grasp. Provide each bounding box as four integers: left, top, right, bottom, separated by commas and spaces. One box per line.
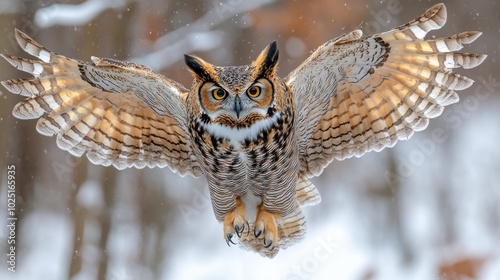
234, 95, 242, 119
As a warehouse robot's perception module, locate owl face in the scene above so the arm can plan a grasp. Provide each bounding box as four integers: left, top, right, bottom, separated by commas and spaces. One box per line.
185, 42, 280, 128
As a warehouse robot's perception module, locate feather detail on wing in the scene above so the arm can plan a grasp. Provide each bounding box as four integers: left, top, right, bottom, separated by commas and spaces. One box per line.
2, 29, 201, 176
287, 3, 487, 177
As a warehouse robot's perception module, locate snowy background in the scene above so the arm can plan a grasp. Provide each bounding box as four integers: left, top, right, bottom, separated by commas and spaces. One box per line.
0, 0, 498, 279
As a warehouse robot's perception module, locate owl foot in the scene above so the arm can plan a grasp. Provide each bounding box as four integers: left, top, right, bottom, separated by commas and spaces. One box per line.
223, 197, 247, 246
254, 206, 280, 250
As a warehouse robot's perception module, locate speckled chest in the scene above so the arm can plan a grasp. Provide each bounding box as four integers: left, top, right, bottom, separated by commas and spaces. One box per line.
188, 107, 296, 195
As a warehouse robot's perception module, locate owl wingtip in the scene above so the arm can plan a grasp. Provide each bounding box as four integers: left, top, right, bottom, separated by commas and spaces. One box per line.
13, 28, 24, 38
429, 3, 446, 14
428, 3, 447, 27
13, 28, 31, 45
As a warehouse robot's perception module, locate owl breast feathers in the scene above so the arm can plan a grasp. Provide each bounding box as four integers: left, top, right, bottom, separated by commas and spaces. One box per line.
2, 3, 486, 258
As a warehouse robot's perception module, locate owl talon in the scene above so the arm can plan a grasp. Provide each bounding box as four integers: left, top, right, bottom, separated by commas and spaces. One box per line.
222, 197, 247, 246
235, 224, 245, 238
263, 238, 273, 249
254, 228, 262, 238
255, 206, 280, 250
245, 221, 250, 236
226, 233, 236, 246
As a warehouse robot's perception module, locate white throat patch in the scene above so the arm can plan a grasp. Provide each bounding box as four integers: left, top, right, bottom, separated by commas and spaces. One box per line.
200, 113, 281, 149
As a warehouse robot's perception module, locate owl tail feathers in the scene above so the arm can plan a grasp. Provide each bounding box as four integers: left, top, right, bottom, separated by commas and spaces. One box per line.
296, 177, 321, 207
238, 206, 307, 258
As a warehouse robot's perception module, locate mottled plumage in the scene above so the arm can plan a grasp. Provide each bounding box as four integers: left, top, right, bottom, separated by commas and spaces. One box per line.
1, 4, 486, 258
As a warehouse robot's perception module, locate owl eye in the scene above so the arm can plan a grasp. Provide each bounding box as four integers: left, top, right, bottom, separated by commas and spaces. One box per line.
247, 85, 262, 98
212, 88, 227, 100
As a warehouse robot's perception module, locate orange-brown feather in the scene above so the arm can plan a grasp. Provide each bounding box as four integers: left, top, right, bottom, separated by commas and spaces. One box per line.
212, 114, 269, 129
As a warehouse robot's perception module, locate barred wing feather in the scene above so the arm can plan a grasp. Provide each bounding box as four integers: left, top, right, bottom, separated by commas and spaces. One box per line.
287, 3, 486, 177
2, 29, 201, 176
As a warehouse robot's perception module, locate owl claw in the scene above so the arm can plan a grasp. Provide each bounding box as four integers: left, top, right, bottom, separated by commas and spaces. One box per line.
254, 206, 280, 250
223, 197, 247, 246
235, 224, 245, 238
245, 221, 250, 236
226, 233, 236, 246
263, 238, 273, 249
254, 228, 263, 238
237, 221, 250, 237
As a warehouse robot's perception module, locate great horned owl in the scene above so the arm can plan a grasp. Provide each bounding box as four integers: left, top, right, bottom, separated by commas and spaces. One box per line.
1, 4, 486, 257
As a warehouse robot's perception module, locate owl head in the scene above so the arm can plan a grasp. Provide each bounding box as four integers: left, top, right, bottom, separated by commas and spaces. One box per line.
184, 42, 285, 128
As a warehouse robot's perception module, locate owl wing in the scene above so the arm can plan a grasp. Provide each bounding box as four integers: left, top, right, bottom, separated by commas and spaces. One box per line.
2, 29, 201, 176
286, 4, 486, 177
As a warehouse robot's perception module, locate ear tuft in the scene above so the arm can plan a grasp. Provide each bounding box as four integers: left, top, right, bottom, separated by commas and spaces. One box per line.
184, 54, 214, 81
254, 41, 279, 77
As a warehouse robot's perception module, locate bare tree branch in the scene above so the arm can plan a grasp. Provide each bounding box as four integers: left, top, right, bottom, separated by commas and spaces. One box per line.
131, 0, 275, 71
